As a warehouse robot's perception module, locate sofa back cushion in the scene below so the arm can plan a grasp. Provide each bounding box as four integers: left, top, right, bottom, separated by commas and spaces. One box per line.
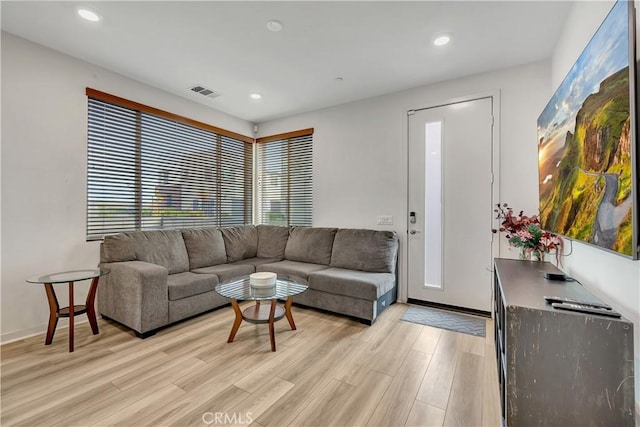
330, 229, 398, 273
221, 226, 258, 262
135, 230, 190, 274
101, 233, 138, 263
181, 228, 227, 269
284, 227, 337, 265
257, 225, 290, 259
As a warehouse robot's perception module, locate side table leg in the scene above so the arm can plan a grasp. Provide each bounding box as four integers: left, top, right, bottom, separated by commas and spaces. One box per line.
44, 283, 59, 345
284, 297, 296, 330
228, 299, 243, 343
69, 282, 75, 353
86, 276, 100, 335
268, 299, 277, 352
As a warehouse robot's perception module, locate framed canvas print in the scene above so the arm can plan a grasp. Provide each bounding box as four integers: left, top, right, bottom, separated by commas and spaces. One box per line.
537, 0, 638, 259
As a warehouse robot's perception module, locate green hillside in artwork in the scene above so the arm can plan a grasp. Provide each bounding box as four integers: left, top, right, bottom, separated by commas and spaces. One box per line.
539, 67, 633, 256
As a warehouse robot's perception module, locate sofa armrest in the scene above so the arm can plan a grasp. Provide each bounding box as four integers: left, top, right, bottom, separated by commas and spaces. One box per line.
98, 261, 169, 334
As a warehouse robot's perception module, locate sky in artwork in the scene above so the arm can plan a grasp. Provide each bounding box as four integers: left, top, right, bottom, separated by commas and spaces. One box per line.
537, 0, 628, 153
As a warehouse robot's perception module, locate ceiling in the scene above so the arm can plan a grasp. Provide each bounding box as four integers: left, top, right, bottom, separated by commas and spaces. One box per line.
1, 1, 573, 123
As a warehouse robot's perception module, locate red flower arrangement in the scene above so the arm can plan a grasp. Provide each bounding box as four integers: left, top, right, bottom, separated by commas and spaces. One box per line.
492, 203, 563, 263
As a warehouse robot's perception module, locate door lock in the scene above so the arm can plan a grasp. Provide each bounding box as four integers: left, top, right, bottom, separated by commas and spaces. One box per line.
409, 211, 416, 224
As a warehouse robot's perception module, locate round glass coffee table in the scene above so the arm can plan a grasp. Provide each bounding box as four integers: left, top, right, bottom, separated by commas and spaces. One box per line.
215, 275, 308, 352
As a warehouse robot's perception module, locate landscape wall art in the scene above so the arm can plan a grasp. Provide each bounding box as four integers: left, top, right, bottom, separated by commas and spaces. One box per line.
537, 0, 637, 258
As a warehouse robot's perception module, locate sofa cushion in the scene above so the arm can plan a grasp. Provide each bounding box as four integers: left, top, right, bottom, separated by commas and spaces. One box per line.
191, 263, 255, 283
101, 232, 138, 263
232, 257, 282, 268
221, 226, 258, 262
284, 227, 337, 265
257, 225, 290, 259
135, 230, 190, 274
168, 291, 229, 323
330, 229, 398, 273
308, 268, 395, 301
257, 260, 328, 280
167, 272, 218, 301
181, 228, 227, 269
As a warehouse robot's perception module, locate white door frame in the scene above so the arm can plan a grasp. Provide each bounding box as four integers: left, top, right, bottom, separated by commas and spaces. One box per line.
398, 90, 502, 305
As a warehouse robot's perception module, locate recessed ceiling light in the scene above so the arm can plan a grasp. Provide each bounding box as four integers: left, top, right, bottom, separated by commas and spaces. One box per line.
77, 7, 101, 22
432, 33, 451, 46
266, 20, 283, 32
335, 77, 344, 82
250, 93, 262, 100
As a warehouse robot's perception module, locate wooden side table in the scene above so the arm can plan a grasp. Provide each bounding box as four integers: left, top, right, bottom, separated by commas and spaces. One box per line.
26, 269, 110, 352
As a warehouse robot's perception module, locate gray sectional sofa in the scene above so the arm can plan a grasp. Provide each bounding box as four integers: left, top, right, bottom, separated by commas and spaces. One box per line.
98, 225, 398, 337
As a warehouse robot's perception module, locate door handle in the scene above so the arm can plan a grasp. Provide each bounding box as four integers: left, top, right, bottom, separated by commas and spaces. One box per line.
409, 230, 421, 235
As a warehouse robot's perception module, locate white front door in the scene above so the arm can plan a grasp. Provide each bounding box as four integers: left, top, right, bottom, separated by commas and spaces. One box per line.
407, 97, 494, 312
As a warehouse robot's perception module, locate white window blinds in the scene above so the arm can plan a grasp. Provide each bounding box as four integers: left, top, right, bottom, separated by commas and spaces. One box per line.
87, 90, 253, 240
256, 129, 313, 226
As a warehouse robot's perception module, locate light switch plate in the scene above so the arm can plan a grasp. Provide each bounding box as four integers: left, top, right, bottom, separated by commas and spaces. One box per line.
377, 215, 393, 225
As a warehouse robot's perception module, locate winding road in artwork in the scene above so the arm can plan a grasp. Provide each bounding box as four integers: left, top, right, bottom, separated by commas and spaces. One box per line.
578, 169, 632, 248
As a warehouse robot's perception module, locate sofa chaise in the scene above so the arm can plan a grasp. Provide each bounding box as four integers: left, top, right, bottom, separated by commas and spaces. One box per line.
98, 225, 398, 337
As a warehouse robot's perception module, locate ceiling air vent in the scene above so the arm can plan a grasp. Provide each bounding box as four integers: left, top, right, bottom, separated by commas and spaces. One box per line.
189, 84, 219, 99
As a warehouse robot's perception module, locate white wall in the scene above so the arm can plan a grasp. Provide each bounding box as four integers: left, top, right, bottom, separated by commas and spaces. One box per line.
551, 0, 640, 415
257, 59, 551, 301
0, 31, 549, 340
0, 32, 253, 342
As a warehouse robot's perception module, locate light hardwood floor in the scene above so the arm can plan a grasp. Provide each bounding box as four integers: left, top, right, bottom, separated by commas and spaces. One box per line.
1, 303, 502, 427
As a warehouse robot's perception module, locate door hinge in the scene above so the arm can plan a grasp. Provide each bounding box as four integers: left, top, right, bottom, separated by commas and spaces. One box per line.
491, 172, 494, 184
408, 110, 416, 116
490, 115, 495, 126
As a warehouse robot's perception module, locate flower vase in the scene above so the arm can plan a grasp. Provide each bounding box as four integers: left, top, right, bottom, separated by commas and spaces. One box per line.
520, 248, 543, 261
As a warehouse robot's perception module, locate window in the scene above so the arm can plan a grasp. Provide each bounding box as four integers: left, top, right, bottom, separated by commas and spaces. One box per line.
424, 121, 443, 289
256, 129, 313, 226
87, 89, 253, 240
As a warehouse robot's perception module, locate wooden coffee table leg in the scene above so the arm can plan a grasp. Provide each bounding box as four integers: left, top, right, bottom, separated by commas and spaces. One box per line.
86, 276, 100, 335
228, 299, 243, 343
284, 297, 296, 330
44, 283, 59, 345
68, 282, 75, 353
268, 299, 277, 352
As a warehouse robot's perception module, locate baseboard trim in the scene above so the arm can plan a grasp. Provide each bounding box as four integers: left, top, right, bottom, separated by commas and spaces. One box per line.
1, 318, 89, 345
407, 298, 491, 318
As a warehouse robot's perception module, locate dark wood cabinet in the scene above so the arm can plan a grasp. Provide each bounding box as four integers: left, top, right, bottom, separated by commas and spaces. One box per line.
493, 258, 635, 426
